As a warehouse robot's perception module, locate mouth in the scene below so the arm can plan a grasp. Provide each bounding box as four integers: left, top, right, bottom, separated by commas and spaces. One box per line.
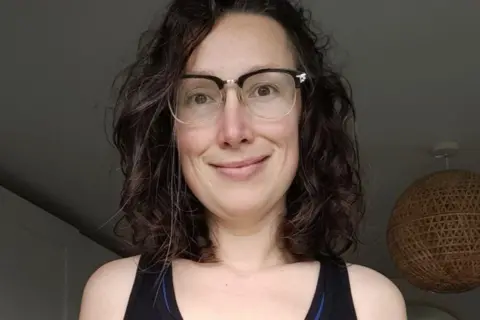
210, 155, 270, 180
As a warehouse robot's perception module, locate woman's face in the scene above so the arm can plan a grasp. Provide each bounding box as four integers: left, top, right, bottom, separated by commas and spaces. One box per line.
175, 13, 301, 222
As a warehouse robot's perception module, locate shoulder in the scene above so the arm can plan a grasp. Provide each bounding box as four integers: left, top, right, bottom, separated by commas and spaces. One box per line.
345, 263, 407, 320
79, 255, 141, 320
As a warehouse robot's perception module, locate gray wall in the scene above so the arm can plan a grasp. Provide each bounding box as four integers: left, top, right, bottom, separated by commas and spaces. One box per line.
393, 278, 480, 320
0, 187, 118, 319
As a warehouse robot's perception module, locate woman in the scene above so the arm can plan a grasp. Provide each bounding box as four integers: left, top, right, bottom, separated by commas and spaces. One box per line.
80, 0, 406, 319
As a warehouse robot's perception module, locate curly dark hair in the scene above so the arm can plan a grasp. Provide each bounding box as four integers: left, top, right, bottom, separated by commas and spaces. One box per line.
112, 0, 364, 264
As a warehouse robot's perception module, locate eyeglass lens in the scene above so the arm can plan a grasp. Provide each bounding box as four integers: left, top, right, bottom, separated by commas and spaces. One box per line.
174, 71, 297, 124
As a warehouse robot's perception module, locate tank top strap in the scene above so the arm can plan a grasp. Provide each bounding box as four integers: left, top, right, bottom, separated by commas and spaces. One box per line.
124, 254, 174, 319
304, 260, 327, 320
319, 259, 357, 320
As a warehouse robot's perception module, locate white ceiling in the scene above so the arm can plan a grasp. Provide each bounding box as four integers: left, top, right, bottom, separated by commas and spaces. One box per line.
1, 0, 479, 277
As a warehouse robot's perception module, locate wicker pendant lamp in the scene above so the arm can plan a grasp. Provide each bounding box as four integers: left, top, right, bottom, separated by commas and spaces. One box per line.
387, 142, 480, 293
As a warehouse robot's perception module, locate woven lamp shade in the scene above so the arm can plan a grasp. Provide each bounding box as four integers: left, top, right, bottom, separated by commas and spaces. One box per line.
387, 169, 480, 293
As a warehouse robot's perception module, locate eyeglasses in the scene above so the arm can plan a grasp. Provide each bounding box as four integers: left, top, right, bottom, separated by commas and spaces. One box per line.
170, 68, 307, 125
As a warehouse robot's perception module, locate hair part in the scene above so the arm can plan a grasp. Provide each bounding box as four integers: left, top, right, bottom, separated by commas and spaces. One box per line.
112, 0, 364, 264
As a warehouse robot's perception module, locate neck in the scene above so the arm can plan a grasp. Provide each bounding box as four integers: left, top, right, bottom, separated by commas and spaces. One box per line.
208, 207, 288, 272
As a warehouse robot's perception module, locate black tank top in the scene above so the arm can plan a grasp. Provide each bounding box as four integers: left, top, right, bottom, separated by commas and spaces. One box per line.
124, 255, 357, 320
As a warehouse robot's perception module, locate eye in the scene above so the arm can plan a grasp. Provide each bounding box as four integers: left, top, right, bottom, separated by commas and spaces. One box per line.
251, 84, 278, 98
257, 86, 271, 96
187, 93, 214, 105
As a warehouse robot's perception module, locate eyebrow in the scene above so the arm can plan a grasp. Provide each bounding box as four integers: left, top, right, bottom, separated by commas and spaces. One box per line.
185, 63, 286, 77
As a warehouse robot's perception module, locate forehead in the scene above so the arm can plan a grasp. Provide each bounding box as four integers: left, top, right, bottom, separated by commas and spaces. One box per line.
185, 13, 296, 78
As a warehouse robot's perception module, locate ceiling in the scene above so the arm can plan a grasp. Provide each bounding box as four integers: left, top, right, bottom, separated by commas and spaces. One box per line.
1, 0, 479, 278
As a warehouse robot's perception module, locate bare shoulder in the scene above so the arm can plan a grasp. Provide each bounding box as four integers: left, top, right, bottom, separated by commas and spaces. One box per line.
79, 255, 140, 320
346, 263, 407, 320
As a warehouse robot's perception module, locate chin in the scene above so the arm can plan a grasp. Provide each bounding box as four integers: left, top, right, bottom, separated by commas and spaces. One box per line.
208, 189, 284, 220
216, 195, 265, 214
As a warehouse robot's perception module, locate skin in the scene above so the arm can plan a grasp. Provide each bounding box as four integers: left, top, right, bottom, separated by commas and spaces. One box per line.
79, 13, 407, 320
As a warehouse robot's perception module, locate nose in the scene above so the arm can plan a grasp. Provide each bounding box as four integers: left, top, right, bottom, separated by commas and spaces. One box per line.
216, 88, 254, 149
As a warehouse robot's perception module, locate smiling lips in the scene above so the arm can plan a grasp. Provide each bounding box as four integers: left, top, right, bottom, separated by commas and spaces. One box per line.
210, 156, 269, 180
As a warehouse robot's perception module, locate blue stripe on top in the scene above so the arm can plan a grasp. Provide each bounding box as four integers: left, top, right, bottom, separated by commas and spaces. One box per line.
162, 279, 171, 313
313, 293, 325, 320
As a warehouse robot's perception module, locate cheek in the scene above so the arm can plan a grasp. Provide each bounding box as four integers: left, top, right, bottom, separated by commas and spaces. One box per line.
269, 106, 300, 148
175, 129, 193, 157
175, 126, 212, 165
175, 129, 202, 190
284, 123, 300, 165
278, 105, 300, 165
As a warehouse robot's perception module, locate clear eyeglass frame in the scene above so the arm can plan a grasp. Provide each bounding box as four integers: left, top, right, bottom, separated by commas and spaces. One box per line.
170, 68, 308, 125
